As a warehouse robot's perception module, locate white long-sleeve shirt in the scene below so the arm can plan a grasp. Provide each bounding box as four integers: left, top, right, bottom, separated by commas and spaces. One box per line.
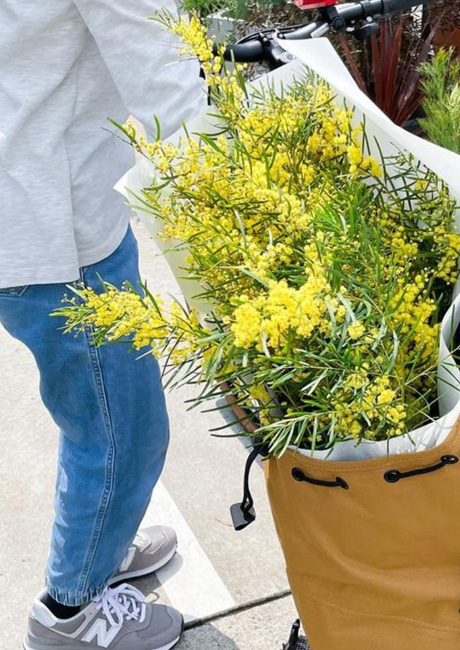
0, 0, 205, 288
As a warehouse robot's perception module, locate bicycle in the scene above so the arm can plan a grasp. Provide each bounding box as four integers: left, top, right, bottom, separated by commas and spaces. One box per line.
221, 0, 434, 70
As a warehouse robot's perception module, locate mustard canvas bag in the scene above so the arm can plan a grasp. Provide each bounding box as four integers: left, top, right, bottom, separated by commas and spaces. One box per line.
260, 251, 460, 649
266, 420, 460, 649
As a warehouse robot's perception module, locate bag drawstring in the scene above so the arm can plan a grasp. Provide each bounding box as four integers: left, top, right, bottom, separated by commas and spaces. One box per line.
292, 467, 349, 490
384, 454, 459, 484
291, 454, 459, 491
231, 441, 269, 531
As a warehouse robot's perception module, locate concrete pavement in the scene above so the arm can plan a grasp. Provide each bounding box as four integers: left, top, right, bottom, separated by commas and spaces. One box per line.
0, 221, 302, 650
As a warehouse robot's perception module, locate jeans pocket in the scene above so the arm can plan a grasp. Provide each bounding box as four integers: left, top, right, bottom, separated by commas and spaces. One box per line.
0, 285, 29, 297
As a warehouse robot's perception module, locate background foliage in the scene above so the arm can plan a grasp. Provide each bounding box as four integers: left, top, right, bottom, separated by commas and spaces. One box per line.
420, 48, 460, 154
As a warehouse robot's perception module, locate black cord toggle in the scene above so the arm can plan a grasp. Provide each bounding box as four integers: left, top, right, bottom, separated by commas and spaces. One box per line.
384, 454, 459, 484
231, 441, 270, 532
292, 467, 349, 490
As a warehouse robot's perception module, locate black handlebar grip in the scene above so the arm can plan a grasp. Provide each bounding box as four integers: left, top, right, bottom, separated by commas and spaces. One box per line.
219, 40, 265, 63
382, 0, 431, 13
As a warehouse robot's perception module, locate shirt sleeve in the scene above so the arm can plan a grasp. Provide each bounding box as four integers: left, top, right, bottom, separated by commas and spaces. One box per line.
72, 0, 207, 139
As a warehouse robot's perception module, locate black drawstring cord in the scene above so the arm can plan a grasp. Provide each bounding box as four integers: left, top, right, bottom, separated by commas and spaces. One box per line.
231, 441, 270, 531
292, 467, 349, 490
292, 454, 460, 489
231, 447, 259, 531
384, 454, 459, 484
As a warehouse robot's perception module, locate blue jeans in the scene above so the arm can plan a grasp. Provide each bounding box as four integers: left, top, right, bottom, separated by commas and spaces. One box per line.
0, 227, 169, 606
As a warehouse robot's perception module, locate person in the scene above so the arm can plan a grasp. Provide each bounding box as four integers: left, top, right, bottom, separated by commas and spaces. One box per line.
0, 2, 205, 649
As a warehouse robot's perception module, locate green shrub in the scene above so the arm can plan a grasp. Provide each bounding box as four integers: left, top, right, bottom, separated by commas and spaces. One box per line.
420, 49, 460, 154
182, 0, 289, 20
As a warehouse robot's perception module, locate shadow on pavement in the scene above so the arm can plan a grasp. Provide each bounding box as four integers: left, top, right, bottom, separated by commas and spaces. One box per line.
178, 623, 242, 649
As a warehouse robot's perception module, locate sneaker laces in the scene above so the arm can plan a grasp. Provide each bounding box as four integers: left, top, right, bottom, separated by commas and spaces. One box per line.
93, 584, 147, 628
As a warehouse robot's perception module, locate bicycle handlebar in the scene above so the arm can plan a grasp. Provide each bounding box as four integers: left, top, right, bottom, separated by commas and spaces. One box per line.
219, 0, 433, 62
222, 40, 266, 62
283, 0, 431, 40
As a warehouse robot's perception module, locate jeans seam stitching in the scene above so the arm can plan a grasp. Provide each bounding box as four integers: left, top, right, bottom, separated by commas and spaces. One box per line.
76, 269, 117, 595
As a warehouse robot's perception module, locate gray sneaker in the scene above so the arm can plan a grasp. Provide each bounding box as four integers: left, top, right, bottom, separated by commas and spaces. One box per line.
109, 526, 178, 585
24, 584, 183, 650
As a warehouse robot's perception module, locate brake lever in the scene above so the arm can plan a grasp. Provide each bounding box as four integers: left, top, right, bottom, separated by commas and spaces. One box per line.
236, 23, 307, 45
354, 21, 380, 39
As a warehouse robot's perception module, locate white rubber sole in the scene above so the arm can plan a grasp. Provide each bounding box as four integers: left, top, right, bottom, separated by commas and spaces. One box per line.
108, 544, 177, 585
23, 634, 181, 650
157, 634, 182, 650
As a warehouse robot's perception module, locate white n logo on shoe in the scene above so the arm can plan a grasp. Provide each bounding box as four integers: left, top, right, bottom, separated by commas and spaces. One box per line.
81, 619, 122, 648
119, 546, 136, 573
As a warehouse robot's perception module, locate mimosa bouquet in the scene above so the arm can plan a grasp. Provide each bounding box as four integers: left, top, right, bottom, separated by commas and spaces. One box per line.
58, 13, 460, 458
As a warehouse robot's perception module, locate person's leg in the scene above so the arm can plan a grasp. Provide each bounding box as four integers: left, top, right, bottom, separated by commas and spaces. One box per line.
0, 226, 169, 606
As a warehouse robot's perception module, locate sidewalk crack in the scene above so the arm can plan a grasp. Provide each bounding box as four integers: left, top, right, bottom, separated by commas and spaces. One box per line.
184, 589, 292, 630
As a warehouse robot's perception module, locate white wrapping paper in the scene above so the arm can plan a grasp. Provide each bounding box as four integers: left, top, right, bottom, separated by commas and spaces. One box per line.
115, 39, 460, 460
